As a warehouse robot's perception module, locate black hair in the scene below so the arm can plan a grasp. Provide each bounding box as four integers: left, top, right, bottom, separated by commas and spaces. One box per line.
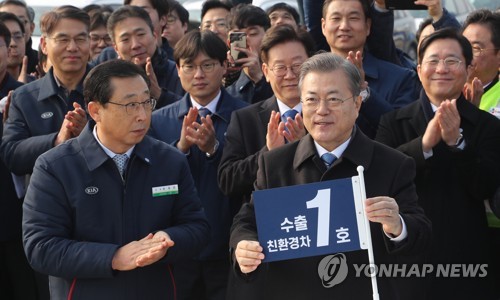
418, 28, 473, 66
174, 30, 228, 65
266, 2, 300, 25
84, 59, 150, 106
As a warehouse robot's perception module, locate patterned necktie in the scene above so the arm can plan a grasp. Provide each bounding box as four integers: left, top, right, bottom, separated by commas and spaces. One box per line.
198, 107, 212, 118
321, 153, 337, 167
113, 154, 129, 178
282, 109, 298, 122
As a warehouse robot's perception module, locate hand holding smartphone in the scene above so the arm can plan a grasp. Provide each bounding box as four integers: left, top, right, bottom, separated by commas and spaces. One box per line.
229, 32, 247, 66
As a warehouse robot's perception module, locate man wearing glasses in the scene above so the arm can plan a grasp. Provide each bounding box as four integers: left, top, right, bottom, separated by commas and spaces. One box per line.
219, 25, 313, 213
162, 0, 189, 49
462, 9, 500, 117
1, 5, 88, 177
200, 0, 232, 42
0, 0, 39, 75
376, 29, 500, 299
229, 52, 430, 299
0, 12, 26, 82
150, 30, 247, 300
22, 59, 210, 300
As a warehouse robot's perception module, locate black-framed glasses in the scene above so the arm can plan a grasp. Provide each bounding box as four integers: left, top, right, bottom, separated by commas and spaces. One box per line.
301, 96, 355, 110
90, 34, 112, 44
472, 46, 498, 57
107, 98, 157, 115
269, 63, 302, 77
181, 62, 218, 74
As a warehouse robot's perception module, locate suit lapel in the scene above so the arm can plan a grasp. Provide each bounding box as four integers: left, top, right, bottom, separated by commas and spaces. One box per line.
258, 96, 279, 130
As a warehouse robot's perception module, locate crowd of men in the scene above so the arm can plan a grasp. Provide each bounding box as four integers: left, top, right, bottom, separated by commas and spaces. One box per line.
0, 0, 499, 299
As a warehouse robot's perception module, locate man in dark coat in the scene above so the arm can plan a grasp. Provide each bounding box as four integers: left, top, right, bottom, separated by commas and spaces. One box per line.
22, 59, 209, 300
376, 28, 500, 299
229, 52, 431, 299
150, 30, 248, 300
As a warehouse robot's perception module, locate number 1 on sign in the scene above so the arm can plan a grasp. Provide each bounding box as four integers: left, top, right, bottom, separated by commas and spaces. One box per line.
306, 189, 331, 247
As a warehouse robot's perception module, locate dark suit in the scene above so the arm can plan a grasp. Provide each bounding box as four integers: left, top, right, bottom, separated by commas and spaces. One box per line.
218, 96, 279, 209
376, 93, 500, 299
228, 129, 431, 300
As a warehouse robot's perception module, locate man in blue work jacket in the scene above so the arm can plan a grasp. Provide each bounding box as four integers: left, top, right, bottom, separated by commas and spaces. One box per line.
22, 59, 210, 300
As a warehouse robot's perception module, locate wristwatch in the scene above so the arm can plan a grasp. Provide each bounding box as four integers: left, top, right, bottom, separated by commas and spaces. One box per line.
360, 86, 370, 103
206, 139, 220, 158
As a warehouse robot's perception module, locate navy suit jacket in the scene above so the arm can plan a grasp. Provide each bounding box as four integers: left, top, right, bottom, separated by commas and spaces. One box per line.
150, 88, 248, 259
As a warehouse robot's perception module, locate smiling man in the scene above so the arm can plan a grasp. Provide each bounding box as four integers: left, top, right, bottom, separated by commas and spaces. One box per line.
229, 52, 430, 299
1, 5, 89, 177
376, 28, 500, 299
22, 59, 209, 300
321, 0, 419, 138
107, 5, 183, 108
219, 25, 313, 212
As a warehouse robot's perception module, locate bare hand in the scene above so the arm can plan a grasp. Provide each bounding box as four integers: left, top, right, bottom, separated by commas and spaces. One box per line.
65, 102, 87, 137
422, 116, 441, 152
346, 51, 365, 82
177, 107, 199, 153
145, 57, 161, 100
463, 77, 483, 107
2, 91, 13, 123
365, 196, 402, 237
282, 114, 306, 143
235, 240, 265, 274
436, 99, 461, 146
266, 110, 285, 150
186, 114, 218, 154
17, 56, 29, 83
112, 233, 172, 271
135, 231, 174, 267
233, 46, 263, 84
414, 0, 443, 21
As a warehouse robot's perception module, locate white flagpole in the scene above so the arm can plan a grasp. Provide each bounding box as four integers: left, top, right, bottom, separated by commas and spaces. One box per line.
357, 166, 380, 300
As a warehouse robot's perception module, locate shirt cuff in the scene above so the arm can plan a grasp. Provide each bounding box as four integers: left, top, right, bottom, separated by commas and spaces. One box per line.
423, 148, 433, 159
384, 215, 407, 242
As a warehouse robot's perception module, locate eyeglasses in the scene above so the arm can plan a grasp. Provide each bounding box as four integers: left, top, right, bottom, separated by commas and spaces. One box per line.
181, 62, 218, 74
90, 34, 112, 44
166, 15, 178, 25
422, 57, 462, 70
200, 21, 227, 31
301, 96, 354, 110
472, 46, 498, 57
46, 35, 89, 47
107, 98, 157, 115
268, 63, 302, 77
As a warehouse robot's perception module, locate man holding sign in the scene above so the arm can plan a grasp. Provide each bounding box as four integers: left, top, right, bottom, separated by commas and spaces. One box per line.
229, 52, 431, 299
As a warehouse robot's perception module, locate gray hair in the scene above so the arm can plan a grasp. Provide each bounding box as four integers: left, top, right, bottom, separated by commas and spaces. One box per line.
298, 52, 362, 97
